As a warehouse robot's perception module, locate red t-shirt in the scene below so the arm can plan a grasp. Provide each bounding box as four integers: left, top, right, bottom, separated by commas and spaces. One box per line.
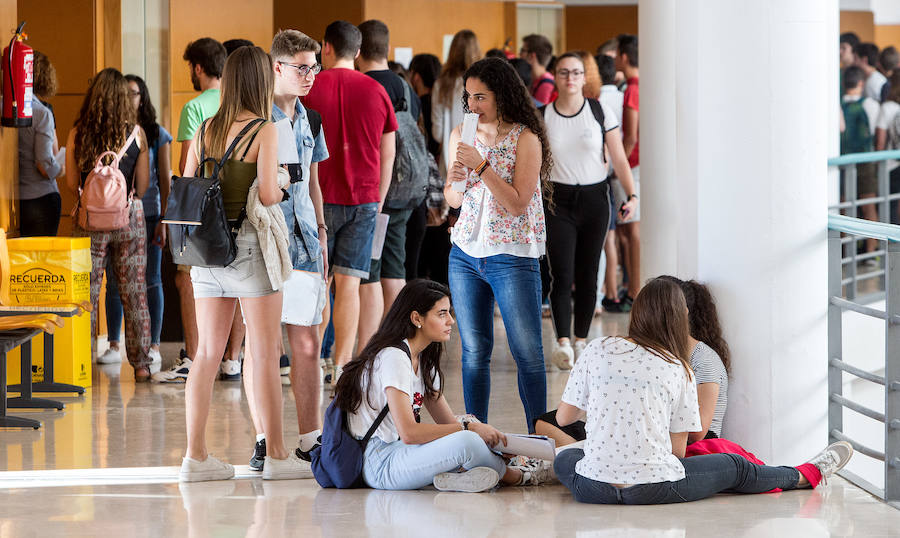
531, 72, 557, 105
623, 76, 639, 168
303, 68, 398, 205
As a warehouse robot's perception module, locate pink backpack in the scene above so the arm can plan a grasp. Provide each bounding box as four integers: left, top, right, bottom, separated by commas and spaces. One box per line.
74, 126, 140, 232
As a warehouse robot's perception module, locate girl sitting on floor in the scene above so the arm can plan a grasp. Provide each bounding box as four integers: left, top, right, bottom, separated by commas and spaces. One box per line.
334, 279, 553, 493
553, 276, 852, 504
535, 276, 729, 446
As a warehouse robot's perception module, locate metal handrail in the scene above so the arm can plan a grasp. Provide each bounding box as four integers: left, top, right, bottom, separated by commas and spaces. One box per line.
828, 149, 900, 166
828, 214, 900, 507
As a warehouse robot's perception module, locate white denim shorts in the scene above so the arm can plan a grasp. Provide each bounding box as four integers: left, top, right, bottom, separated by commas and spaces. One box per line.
191, 222, 277, 299
280, 265, 327, 326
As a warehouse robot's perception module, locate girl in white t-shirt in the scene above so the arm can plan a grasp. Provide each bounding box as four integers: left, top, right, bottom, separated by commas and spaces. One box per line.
334, 279, 552, 492
554, 277, 853, 504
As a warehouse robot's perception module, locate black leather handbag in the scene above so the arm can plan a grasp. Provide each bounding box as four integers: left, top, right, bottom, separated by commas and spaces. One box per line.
163, 118, 264, 268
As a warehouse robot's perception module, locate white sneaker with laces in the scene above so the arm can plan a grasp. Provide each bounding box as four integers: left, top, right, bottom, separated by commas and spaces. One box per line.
219, 359, 241, 381
433, 466, 500, 492
573, 341, 587, 360
179, 454, 234, 482
152, 357, 192, 383
806, 441, 853, 485
512, 458, 557, 485
97, 347, 122, 364
148, 348, 162, 374
262, 453, 313, 480
551, 342, 574, 370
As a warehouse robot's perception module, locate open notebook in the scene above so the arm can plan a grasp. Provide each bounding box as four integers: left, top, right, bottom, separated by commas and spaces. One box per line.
493, 434, 556, 461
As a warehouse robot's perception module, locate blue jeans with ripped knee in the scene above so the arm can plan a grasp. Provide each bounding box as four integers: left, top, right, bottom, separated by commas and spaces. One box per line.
448, 245, 547, 432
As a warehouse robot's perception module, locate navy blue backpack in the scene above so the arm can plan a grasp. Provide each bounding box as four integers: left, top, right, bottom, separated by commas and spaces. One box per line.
310, 343, 410, 488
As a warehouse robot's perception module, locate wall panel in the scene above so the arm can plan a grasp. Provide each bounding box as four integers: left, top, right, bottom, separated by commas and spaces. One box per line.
565, 5, 637, 54
874, 24, 900, 50
841, 10, 875, 42
0, 0, 16, 232
273, 0, 364, 41
364, 0, 509, 58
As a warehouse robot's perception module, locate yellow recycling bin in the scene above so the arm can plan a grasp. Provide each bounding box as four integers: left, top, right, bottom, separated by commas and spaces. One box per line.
6, 237, 91, 305
5, 309, 92, 388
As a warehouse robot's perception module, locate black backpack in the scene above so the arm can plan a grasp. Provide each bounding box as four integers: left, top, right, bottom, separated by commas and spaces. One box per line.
163, 118, 265, 267
384, 81, 430, 210
539, 99, 608, 163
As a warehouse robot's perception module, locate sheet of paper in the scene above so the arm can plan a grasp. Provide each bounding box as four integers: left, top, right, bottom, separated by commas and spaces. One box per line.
55, 147, 65, 168
461, 113, 479, 145
275, 118, 299, 165
370, 213, 390, 260
442, 34, 455, 62
493, 434, 556, 461
394, 47, 413, 69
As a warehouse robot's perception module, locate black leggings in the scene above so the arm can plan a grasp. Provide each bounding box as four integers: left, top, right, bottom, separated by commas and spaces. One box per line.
19, 192, 61, 237
544, 182, 611, 339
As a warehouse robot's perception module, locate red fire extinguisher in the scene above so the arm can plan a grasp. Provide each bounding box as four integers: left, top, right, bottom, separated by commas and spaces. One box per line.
1, 22, 32, 128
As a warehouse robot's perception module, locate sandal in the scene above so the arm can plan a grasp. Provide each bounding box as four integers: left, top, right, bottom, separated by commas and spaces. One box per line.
134, 366, 151, 382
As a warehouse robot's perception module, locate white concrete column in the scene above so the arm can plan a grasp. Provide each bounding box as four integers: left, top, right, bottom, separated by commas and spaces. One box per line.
640, 0, 838, 463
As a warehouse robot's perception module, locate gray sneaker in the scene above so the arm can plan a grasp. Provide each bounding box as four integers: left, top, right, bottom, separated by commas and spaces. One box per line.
433, 467, 500, 492
806, 441, 853, 485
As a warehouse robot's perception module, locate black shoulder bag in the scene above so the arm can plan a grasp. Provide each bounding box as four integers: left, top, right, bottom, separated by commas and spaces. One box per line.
163, 118, 265, 268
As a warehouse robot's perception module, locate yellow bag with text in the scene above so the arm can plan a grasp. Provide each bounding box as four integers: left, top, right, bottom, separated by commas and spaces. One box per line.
6, 237, 91, 305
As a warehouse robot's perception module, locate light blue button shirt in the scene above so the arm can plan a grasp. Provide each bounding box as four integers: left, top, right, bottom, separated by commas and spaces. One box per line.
272, 100, 329, 271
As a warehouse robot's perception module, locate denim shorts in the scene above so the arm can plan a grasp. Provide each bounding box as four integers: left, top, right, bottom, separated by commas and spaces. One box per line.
190, 222, 277, 298
324, 202, 378, 279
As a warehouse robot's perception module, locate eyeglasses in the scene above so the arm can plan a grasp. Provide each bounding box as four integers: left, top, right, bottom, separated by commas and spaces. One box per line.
557, 69, 585, 79
279, 62, 322, 76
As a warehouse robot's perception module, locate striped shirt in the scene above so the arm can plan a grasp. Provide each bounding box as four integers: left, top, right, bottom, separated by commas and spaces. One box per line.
690, 342, 728, 436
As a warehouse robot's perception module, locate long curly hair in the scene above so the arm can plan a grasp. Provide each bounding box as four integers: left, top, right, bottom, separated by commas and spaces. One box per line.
659, 276, 731, 373
125, 75, 159, 148
74, 68, 136, 172
461, 57, 553, 198
334, 280, 450, 413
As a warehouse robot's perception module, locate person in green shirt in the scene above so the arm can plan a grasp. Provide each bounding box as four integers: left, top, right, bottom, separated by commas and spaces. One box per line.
154, 37, 229, 384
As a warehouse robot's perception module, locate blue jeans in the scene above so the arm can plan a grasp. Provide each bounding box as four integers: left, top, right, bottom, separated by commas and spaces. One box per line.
324, 202, 378, 279
106, 215, 163, 345
554, 449, 801, 504
448, 245, 547, 432
362, 431, 508, 490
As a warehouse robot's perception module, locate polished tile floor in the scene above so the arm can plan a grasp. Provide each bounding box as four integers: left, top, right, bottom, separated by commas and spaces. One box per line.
1, 312, 898, 537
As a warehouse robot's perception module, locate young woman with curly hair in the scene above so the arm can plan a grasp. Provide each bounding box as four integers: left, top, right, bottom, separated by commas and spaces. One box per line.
100, 75, 173, 372
443, 57, 552, 431
65, 68, 152, 381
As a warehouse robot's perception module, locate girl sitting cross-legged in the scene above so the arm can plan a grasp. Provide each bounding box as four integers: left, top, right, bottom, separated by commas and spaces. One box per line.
334, 279, 553, 493
553, 276, 853, 504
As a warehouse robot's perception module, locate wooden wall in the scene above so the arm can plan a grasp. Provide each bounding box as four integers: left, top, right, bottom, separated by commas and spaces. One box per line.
168, 0, 274, 169
875, 25, 900, 51
273, 0, 364, 41
364, 0, 511, 58
0, 0, 16, 233
841, 10, 875, 43
565, 5, 637, 55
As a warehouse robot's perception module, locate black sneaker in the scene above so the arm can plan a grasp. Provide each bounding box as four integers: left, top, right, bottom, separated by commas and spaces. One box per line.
603, 297, 632, 314
250, 439, 266, 471
295, 436, 322, 462
279, 354, 290, 377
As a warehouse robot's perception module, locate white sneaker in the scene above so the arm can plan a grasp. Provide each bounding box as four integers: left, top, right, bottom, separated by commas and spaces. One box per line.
219, 358, 241, 381
179, 454, 234, 482
434, 467, 500, 492
551, 342, 574, 370
152, 357, 192, 383
148, 348, 162, 374
806, 441, 853, 485
97, 347, 123, 364
328, 364, 343, 391
511, 458, 557, 485
573, 341, 587, 360
262, 453, 313, 480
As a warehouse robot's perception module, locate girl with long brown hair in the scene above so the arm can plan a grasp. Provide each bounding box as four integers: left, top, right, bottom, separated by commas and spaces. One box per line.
553, 277, 853, 505
65, 67, 152, 381
431, 29, 481, 176
177, 46, 305, 482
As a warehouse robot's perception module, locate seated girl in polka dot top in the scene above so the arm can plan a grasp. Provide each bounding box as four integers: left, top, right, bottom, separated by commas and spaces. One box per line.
552, 277, 853, 504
